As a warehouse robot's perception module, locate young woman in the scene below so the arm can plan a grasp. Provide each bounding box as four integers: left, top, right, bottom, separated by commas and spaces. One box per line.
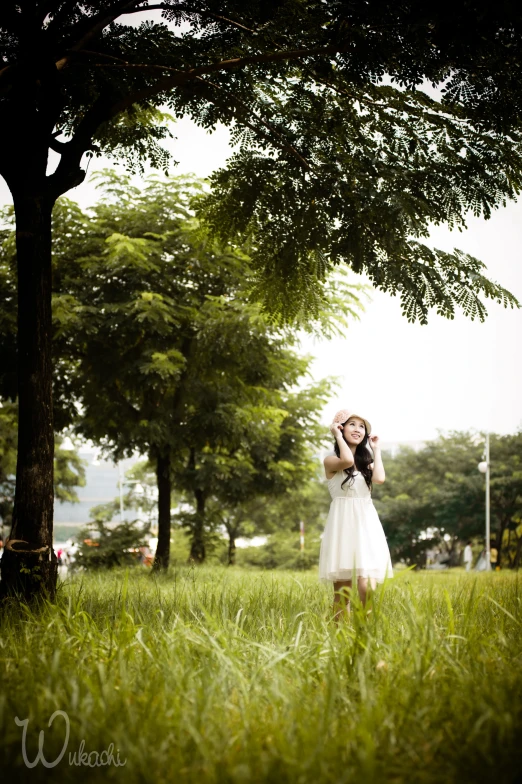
319, 409, 393, 620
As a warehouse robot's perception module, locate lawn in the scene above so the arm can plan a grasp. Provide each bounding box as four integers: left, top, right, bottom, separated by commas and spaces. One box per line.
1, 566, 521, 783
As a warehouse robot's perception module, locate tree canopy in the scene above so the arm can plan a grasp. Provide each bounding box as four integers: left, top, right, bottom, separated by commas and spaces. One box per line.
2, 2, 522, 319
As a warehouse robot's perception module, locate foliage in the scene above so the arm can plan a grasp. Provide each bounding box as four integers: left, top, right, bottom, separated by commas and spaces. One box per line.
52, 175, 356, 563
373, 432, 484, 566
99, 458, 183, 533
0, 234, 16, 402
488, 431, 522, 568
226, 467, 330, 564
0, 401, 17, 531
74, 518, 150, 570
172, 375, 333, 562
373, 430, 522, 568
0, 171, 359, 445
122, 459, 174, 531
249, 466, 331, 536
80, 458, 171, 536
2, 3, 522, 317
53, 436, 88, 504
0, 174, 359, 566
1, 568, 522, 782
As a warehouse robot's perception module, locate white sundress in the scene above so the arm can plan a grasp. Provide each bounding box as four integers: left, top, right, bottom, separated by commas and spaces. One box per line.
318, 464, 393, 584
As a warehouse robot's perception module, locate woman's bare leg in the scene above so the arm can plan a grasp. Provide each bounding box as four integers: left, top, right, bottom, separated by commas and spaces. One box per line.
357, 576, 377, 608
333, 580, 352, 622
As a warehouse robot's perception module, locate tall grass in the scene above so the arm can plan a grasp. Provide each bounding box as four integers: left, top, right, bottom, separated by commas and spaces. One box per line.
1, 567, 521, 783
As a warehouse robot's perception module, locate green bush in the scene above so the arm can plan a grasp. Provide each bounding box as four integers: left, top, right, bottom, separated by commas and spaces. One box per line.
74, 519, 149, 570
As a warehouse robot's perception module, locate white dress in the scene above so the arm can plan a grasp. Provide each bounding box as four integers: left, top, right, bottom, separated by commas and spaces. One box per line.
318, 464, 393, 583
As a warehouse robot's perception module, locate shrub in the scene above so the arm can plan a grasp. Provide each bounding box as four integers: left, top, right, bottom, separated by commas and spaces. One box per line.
74, 519, 150, 570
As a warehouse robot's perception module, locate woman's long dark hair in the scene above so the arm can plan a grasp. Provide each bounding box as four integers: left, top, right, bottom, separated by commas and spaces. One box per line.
334, 424, 373, 490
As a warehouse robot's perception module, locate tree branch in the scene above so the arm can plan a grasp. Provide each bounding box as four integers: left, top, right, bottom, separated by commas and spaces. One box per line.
66, 48, 132, 64
55, 0, 143, 70
46, 93, 114, 198
49, 136, 69, 153
195, 76, 312, 171
103, 44, 351, 117
47, 43, 348, 196
121, 3, 257, 33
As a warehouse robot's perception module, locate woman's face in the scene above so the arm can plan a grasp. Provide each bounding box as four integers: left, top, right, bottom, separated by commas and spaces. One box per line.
342, 417, 366, 445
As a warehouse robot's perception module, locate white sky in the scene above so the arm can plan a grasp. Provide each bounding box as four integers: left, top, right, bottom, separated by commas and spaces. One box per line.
2, 115, 521, 443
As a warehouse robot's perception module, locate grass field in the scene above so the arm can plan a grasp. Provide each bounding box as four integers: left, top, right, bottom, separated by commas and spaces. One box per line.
1, 566, 521, 783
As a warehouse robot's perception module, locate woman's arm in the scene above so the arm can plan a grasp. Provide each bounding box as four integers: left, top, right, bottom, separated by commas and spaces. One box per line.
324, 423, 354, 477
369, 435, 385, 484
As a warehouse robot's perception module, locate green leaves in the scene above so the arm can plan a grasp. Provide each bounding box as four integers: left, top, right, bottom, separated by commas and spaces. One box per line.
0, 0, 522, 328
39, 173, 355, 483
373, 243, 519, 325
138, 349, 185, 380
199, 76, 522, 322
373, 429, 522, 566
104, 233, 160, 273
54, 435, 87, 504
0, 404, 86, 520
3, 2, 522, 329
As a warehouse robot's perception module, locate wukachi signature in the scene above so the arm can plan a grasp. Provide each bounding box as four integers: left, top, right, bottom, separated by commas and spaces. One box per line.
15, 710, 127, 768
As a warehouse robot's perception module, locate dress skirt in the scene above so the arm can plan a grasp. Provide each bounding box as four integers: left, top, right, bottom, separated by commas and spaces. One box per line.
319, 495, 394, 584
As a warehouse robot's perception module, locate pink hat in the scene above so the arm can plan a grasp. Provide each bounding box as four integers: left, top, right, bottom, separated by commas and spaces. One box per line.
332, 409, 371, 435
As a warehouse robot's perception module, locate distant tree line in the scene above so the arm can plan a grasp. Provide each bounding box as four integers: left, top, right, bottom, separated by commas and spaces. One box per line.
373, 431, 522, 569
72, 428, 522, 572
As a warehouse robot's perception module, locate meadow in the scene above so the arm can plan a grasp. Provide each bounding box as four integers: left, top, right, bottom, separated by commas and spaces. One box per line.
1, 566, 521, 783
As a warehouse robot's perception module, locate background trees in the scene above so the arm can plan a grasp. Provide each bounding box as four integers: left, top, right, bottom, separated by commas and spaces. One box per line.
49, 174, 359, 570
234, 471, 330, 571
1, 173, 360, 571
3, 2, 522, 597
373, 430, 522, 568
487, 432, 522, 568
172, 378, 330, 564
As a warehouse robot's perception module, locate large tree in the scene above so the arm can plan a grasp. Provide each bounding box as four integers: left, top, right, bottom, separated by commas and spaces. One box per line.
2, 2, 522, 597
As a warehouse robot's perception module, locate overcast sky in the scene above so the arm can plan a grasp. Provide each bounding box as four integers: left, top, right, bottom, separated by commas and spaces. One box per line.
2, 114, 521, 444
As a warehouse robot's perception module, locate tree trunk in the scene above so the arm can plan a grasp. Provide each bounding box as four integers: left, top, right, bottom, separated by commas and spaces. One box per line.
228, 532, 237, 566
495, 523, 506, 568
152, 450, 171, 571
0, 191, 57, 601
189, 489, 206, 563
513, 534, 522, 571
506, 527, 513, 569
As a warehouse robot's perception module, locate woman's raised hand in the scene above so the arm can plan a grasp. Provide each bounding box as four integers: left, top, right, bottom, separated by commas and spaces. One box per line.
368, 434, 380, 449
329, 421, 344, 437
